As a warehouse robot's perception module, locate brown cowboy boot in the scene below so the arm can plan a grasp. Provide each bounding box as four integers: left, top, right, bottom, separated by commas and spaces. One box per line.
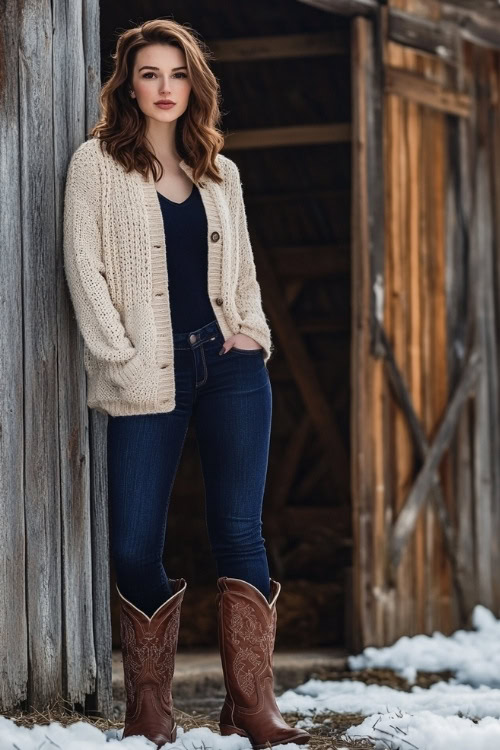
117, 578, 187, 747
216, 576, 310, 749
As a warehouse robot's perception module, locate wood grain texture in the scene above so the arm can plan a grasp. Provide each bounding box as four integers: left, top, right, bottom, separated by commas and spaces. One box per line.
351, 15, 380, 648
0, 0, 108, 714
0, 0, 29, 712
83, 0, 113, 719
20, 0, 63, 708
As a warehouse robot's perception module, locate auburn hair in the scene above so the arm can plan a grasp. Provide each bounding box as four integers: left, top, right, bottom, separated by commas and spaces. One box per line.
90, 18, 225, 185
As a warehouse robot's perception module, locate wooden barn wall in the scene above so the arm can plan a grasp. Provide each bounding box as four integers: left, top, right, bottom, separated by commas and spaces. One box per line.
453, 40, 500, 619
0, 0, 112, 714
352, 0, 500, 646
382, 39, 453, 641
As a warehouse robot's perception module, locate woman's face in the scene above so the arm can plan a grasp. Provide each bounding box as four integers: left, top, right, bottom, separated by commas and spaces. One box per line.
130, 43, 192, 124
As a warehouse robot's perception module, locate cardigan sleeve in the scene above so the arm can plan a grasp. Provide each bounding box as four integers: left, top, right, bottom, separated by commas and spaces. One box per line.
229, 161, 274, 360
63, 148, 137, 363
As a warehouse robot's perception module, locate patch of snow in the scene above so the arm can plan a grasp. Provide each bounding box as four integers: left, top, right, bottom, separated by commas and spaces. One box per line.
347, 604, 500, 687
277, 678, 500, 719
346, 710, 500, 750
0, 718, 304, 750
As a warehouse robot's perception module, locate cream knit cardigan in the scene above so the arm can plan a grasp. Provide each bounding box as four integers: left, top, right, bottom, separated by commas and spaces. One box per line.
63, 138, 273, 417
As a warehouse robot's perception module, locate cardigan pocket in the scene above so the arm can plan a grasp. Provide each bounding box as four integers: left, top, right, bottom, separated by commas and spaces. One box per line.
106, 350, 144, 391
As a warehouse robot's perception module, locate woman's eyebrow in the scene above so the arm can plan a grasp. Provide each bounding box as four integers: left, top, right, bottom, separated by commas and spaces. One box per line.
138, 65, 187, 72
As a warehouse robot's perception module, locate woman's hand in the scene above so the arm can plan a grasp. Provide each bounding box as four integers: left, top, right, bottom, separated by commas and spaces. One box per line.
219, 332, 263, 354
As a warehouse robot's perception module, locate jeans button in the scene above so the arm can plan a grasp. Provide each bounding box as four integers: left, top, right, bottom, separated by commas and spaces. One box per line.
189, 333, 197, 344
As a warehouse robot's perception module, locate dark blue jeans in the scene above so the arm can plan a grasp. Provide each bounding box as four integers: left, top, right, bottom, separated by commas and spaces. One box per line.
107, 318, 272, 616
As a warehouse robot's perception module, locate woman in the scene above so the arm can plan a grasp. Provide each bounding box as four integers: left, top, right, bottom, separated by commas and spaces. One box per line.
63, 18, 310, 750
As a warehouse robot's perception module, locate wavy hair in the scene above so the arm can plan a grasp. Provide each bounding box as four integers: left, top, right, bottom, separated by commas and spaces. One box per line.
90, 18, 225, 184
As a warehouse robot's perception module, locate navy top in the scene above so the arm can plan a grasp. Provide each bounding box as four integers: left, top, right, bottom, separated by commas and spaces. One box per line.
156, 184, 215, 333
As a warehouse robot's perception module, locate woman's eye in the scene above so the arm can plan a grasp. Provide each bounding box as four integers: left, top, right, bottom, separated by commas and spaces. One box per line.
141, 72, 187, 79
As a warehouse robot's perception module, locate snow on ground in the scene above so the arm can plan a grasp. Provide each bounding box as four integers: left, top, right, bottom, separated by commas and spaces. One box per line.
275, 603, 500, 749
347, 603, 500, 687
347, 711, 500, 750
3, 603, 500, 749
277, 677, 500, 719
0, 717, 308, 750
0, 717, 306, 750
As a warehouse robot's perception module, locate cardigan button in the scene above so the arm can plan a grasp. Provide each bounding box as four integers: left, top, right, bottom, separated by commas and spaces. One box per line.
210, 231, 220, 242
215, 297, 223, 306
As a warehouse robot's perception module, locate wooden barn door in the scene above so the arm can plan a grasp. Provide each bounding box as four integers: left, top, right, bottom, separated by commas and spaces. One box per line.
350, 2, 500, 648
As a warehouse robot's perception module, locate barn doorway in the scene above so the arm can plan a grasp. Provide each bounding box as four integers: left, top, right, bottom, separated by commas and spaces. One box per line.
100, 0, 353, 651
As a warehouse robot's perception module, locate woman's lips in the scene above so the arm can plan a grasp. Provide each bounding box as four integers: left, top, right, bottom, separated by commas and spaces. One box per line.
155, 102, 176, 109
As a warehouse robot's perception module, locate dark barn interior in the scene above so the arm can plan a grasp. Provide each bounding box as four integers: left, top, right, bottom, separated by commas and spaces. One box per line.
99, 0, 353, 650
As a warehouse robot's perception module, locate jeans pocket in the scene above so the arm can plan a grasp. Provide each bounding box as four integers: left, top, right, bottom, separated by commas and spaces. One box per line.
229, 346, 264, 355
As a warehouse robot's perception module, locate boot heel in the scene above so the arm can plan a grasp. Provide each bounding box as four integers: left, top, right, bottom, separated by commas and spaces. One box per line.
220, 724, 248, 738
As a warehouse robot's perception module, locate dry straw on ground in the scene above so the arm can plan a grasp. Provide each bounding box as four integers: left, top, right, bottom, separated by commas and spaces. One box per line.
3, 695, 375, 749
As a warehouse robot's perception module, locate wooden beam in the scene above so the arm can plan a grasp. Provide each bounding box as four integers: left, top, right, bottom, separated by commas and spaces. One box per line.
296, 0, 377, 17
299, 0, 500, 51
442, 0, 500, 19
442, 6, 500, 49
388, 9, 457, 63
385, 67, 472, 117
350, 13, 384, 650
223, 123, 351, 150
209, 32, 348, 61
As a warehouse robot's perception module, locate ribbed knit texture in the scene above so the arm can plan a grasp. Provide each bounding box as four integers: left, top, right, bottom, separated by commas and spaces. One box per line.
63, 137, 273, 417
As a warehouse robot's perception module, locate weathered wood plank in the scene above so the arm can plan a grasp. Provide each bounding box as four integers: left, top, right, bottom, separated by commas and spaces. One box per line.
224, 123, 351, 150
210, 31, 349, 61
388, 9, 457, 63
385, 67, 472, 116
351, 15, 380, 649
390, 69, 415, 640
83, 0, 113, 718
20, 0, 63, 708
407, 82, 424, 634
297, 0, 378, 16
299, 0, 500, 50
425, 104, 453, 634
445, 39, 483, 621
54, 0, 97, 709
0, 0, 29, 713
442, 0, 500, 21
471, 149, 496, 608
486, 50, 500, 615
